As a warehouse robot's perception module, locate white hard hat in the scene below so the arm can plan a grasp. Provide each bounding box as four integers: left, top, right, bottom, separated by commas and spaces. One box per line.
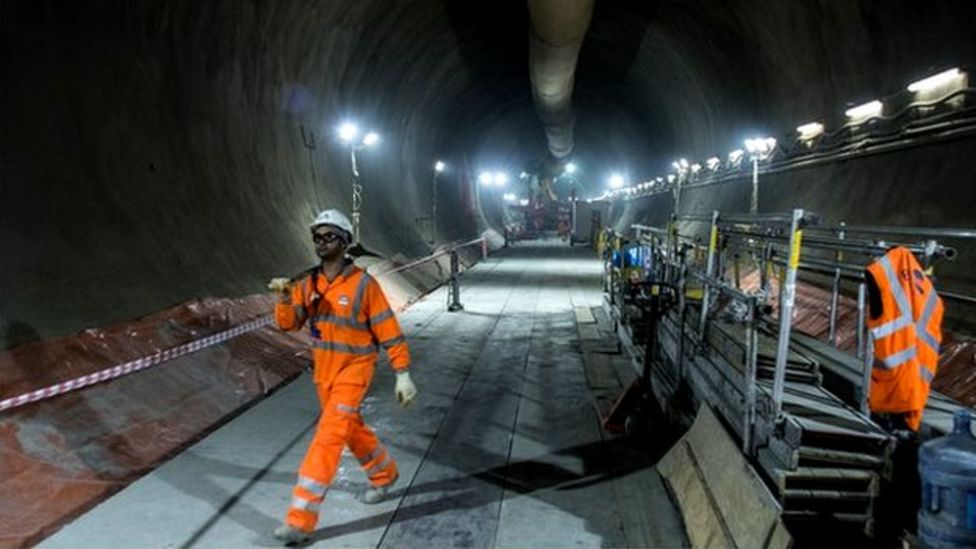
310, 209, 354, 235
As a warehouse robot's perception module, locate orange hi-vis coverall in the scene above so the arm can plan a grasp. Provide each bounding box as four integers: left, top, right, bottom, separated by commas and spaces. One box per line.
275, 261, 410, 533
865, 247, 944, 431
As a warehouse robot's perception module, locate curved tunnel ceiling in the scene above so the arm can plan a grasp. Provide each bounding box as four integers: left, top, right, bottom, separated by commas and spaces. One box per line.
3, 1, 976, 347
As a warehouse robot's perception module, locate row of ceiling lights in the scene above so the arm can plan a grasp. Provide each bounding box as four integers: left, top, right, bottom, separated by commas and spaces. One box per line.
596, 67, 968, 201
335, 68, 966, 211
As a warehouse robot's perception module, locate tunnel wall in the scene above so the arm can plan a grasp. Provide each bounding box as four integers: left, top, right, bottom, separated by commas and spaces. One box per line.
4, 0, 976, 350
594, 0, 976, 171
1, 1, 489, 350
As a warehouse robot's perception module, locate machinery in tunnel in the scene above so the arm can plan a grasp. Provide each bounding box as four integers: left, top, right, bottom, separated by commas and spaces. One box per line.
600, 208, 976, 544
502, 162, 582, 242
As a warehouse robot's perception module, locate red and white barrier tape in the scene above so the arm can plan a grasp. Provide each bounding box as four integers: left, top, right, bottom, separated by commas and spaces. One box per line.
0, 316, 274, 413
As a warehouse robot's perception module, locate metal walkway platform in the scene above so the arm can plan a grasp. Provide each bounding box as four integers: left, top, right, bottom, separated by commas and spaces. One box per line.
613, 308, 887, 535
43, 241, 686, 548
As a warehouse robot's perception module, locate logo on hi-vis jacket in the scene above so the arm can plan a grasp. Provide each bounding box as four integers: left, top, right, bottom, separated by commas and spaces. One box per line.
338, 296, 350, 306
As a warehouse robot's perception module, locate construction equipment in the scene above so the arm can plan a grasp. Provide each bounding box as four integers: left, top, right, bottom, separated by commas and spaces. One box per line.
608, 210, 976, 541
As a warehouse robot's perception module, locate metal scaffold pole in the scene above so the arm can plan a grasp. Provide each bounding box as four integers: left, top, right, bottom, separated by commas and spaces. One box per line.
742, 296, 759, 455
448, 248, 464, 312
827, 223, 845, 346
771, 208, 805, 418
698, 211, 720, 343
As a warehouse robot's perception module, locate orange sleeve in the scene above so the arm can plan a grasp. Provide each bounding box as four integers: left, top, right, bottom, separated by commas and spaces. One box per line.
366, 279, 410, 371
275, 277, 309, 331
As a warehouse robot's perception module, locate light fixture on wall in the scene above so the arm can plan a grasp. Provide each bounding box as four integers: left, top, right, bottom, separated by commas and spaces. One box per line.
744, 137, 777, 214
796, 122, 824, 140
845, 100, 882, 121
907, 68, 963, 93
337, 122, 380, 243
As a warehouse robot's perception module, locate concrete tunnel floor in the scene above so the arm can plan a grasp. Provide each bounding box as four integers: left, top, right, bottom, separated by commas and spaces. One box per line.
41, 240, 687, 548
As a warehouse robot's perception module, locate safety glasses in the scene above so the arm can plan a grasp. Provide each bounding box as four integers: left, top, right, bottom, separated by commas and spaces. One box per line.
312, 232, 343, 244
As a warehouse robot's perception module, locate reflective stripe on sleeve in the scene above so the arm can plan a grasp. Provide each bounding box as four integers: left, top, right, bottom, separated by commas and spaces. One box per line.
916, 291, 940, 353
311, 340, 378, 354
380, 335, 406, 349
369, 309, 395, 325
298, 476, 328, 497
293, 304, 307, 321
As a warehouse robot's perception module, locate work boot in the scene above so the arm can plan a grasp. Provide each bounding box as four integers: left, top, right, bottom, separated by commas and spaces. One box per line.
273, 524, 310, 546
360, 473, 398, 504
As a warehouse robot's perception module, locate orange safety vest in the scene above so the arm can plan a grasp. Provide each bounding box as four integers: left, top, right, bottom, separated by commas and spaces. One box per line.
865, 247, 943, 430
275, 262, 410, 385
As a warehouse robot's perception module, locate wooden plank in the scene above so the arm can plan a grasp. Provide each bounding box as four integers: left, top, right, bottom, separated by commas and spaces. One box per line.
582, 352, 621, 390
574, 306, 596, 324
578, 324, 601, 341
658, 406, 791, 549
610, 466, 689, 549
658, 440, 733, 548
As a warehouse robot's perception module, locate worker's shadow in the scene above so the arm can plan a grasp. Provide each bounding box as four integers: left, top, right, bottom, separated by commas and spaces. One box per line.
164, 426, 660, 547
166, 415, 320, 548
307, 436, 661, 544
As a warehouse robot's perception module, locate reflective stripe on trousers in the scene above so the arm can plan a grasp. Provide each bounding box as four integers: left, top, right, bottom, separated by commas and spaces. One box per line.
298, 475, 328, 498
369, 309, 395, 325
285, 378, 397, 532
291, 494, 322, 514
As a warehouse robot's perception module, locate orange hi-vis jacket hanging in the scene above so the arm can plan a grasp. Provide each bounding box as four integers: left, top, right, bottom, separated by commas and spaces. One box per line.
865, 246, 943, 430
275, 262, 410, 384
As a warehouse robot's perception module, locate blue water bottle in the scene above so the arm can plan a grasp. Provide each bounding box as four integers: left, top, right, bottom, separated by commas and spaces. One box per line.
918, 409, 976, 547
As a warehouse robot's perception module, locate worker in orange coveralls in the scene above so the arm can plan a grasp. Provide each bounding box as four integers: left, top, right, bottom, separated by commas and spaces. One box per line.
267, 208, 417, 545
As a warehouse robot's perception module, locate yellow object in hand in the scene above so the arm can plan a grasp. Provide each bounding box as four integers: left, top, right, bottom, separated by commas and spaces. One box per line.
267, 277, 291, 294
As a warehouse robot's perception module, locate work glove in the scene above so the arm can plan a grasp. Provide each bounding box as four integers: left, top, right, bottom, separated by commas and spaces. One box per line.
267, 277, 291, 296
395, 371, 418, 408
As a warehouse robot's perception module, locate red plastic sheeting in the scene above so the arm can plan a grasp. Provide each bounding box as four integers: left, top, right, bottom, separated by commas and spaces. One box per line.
0, 295, 308, 548
1, 295, 283, 399
932, 336, 976, 408
737, 270, 976, 407
738, 270, 859, 350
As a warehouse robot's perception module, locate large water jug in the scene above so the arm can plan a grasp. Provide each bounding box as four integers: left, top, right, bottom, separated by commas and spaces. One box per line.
919, 409, 976, 548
